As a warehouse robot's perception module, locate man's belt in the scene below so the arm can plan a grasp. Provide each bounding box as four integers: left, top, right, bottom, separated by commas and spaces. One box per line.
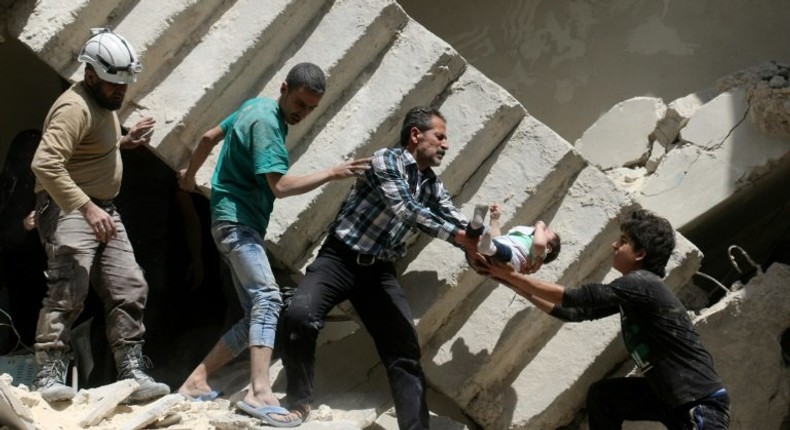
326, 235, 378, 266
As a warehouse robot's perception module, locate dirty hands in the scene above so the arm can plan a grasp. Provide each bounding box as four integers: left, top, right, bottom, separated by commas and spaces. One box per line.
121, 117, 156, 149
79, 200, 116, 243
332, 157, 372, 179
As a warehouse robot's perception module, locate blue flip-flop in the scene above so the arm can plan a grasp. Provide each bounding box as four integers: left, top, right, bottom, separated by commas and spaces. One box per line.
183, 390, 223, 402
236, 400, 302, 427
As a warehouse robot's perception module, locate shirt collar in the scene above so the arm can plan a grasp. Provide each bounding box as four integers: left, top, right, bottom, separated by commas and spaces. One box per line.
401, 147, 436, 180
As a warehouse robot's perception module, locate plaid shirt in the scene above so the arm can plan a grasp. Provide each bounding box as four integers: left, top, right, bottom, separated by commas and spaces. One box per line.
330, 147, 468, 261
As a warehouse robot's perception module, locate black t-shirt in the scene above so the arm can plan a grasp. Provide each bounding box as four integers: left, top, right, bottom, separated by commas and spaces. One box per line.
550, 270, 724, 407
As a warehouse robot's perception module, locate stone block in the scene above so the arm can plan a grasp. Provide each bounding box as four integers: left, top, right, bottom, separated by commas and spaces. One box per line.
575, 97, 666, 171
265, 21, 466, 268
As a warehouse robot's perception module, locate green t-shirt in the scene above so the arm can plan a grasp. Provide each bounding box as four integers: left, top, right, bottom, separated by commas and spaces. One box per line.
210, 97, 288, 235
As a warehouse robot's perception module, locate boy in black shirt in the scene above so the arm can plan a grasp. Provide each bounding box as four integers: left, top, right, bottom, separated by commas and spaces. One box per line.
486, 209, 730, 429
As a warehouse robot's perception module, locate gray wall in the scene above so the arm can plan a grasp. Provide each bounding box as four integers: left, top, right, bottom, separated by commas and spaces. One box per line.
398, 0, 790, 143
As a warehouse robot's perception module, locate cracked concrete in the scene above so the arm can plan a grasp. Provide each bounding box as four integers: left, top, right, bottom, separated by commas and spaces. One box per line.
1, 1, 789, 429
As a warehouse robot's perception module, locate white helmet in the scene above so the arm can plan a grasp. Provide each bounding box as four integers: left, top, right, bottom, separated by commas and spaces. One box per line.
78, 28, 142, 85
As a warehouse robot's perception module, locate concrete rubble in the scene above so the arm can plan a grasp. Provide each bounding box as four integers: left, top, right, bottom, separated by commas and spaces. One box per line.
578, 60, 790, 231
1, 0, 789, 429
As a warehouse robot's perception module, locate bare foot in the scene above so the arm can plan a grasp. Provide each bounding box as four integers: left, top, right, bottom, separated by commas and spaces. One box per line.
178, 381, 215, 398
279, 403, 310, 424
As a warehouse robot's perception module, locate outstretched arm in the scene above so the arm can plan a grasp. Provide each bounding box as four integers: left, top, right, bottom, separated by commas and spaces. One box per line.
266, 157, 370, 198
178, 126, 225, 192
487, 260, 565, 305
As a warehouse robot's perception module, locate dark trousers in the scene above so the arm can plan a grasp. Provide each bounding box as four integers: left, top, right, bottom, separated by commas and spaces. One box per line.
588, 377, 730, 430
282, 236, 429, 430
34, 193, 148, 353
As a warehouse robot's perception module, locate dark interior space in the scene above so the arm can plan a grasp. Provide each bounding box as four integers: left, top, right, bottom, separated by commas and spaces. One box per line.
0, 136, 242, 390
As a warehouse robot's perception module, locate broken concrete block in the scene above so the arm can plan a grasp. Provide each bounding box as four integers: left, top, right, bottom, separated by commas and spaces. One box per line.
257, 0, 410, 150
117, 394, 182, 430
265, 21, 466, 269
430, 66, 525, 193
749, 82, 790, 137
640, 87, 790, 229
575, 97, 666, 170
652, 89, 717, 147
185, 0, 410, 196
693, 263, 790, 429
6, 0, 128, 75
78, 379, 139, 427
130, 0, 329, 167
604, 167, 647, 196
0, 378, 37, 430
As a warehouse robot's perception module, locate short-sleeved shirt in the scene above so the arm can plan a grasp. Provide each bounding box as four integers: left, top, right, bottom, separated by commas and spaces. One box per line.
210, 98, 288, 236
550, 270, 724, 407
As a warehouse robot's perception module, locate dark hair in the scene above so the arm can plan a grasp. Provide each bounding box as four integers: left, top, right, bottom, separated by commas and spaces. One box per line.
399, 106, 445, 147
285, 62, 326, 94
544, 232, 561, 264
620, 209, 675, 278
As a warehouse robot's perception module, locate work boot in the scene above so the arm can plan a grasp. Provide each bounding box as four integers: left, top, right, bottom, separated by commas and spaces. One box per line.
114, 343, 170, 403
33, 350, 76, 402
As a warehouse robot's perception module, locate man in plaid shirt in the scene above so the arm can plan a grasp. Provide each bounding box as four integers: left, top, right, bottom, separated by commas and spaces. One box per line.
281, 106, 480, 429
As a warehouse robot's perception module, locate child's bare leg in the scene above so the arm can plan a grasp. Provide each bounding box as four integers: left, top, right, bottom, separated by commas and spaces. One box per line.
478, 204, 502, 255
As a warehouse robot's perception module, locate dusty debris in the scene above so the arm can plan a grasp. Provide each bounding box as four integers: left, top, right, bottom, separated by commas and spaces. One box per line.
0, 377, 36, 430
78, 379, 139, 427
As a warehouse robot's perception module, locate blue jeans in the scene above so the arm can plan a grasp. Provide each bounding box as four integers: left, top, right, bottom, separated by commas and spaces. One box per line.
212, 221, 282, 356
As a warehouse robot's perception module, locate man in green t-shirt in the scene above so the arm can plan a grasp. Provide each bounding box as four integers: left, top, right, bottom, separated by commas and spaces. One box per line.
177, 62, 368, 427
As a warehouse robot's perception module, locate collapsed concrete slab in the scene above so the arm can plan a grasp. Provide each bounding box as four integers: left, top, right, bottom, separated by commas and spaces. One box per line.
574, 97, 666, 171
5, 1, 788, 428
639, 86, 790, 229
692, 263, 790, 429
583, 62, 790, 233
265, 20, 466, 269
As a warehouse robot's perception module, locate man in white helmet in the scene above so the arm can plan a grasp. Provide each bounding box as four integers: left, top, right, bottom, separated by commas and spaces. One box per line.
30, 28, 169, 403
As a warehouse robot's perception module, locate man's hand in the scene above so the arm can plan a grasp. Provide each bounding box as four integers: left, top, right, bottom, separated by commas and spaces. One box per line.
23, 211, 36, 231
520, 256, 544, 274
486, 258, 516, 280
121, 117, 156, 149
177, 168, 197, 192
332, 157, 371, 179
79, 201, 116, 243
466, 250, 491, 275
